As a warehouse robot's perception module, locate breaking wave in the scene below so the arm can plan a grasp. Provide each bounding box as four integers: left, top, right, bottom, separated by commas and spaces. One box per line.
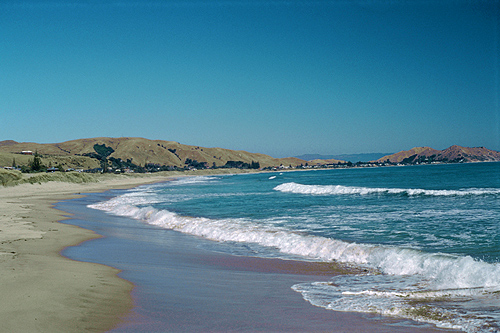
89, 189, 500, 332
87, 166, 500, 332
89, 200, 500, 291
274, 182, 500, 196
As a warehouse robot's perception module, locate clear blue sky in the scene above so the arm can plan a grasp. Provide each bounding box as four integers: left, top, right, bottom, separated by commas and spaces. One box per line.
1, 0, 499, 157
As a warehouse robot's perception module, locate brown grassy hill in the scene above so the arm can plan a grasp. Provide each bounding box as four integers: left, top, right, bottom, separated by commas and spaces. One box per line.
0, 137, 308, 169
376, 145, 500, 164
438, 145, 500, 162
0, 151, 100, 170
375, 147, 440, 163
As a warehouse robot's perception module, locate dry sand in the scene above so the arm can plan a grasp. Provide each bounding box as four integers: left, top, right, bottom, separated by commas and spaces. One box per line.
0, 175, 175, 332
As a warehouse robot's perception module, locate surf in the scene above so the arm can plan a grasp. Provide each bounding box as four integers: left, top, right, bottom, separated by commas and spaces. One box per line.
274, 182, 500, 197
88, 165, 500, 332
90, 198, 500, 289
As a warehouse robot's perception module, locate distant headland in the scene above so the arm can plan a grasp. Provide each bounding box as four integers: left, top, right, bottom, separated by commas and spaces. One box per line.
1, 137, 499, 174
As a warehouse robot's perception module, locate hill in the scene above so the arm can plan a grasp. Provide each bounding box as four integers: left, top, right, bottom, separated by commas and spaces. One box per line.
375, 145, 500, 164
2, 139, 498, 172
0, 137, 307, 171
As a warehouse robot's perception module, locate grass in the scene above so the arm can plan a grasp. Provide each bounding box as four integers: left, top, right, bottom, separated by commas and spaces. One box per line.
0, 169, 24, 186
23, 172, 100, 185
0, 169, 99, 186
0, 167, 266, 187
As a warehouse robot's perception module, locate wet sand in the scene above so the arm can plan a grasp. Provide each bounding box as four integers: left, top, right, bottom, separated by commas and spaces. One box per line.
0, 175, 174, 332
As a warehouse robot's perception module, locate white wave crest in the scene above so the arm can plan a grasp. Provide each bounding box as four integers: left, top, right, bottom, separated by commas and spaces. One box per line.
89, 199, 500, 291
168, 175, 221, 186
274, 182, 500, 196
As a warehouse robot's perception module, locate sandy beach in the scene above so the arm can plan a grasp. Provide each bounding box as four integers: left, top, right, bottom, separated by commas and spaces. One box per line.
0, 174, 176, 332
0, 169, 268, 332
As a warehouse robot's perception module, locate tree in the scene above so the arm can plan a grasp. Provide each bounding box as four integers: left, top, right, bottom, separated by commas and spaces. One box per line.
89, 144, 114, 172
30, 151, 43, 172
251, 161, 260, 169
100, 159, 108, 173
12, 158, 16, 168
93, 144, 114, 158
185, 158, 207, 169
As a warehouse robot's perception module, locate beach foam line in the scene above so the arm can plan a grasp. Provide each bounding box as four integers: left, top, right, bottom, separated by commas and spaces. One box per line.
89, 200, 500, 291
274, 182, 500, 196
291, 279, 498, 333
89, 187, 500, 332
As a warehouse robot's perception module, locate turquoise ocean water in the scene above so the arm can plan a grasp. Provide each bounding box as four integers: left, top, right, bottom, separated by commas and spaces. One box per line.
90, 163, 500, 332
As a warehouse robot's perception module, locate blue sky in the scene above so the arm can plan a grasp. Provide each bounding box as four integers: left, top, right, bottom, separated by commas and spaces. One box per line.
1, 0, 499, 157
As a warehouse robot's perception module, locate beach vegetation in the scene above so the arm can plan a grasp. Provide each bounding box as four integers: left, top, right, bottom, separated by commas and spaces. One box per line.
24, 172, 98, 184
0, 169, 24, 186
0, 168, 100, 186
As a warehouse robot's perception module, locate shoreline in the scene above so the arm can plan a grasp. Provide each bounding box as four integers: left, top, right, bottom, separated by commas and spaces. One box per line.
0, 173, 179, 332
0, 170, 453, 332
61, 194, 448, 333
0, 169, 269, 332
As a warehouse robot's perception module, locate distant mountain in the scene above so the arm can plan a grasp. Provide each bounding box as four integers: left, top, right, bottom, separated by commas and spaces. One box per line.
0, 137, 307, 170
0, 140, 18, 147
375, 145, 500, 164
296, 153, 391, 162
307, 158, 346, 165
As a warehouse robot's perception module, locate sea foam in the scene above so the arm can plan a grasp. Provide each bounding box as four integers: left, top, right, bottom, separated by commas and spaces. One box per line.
88, 168, 500, 332
274, 182, 500, 196
89, 198, 500, 291
88, 181, 500, 332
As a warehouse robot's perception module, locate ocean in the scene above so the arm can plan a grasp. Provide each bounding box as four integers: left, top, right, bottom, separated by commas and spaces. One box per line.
87, 162, 500, 332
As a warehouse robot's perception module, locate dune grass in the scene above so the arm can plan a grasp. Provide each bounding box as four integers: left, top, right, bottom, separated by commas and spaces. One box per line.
0, 167, 262, 187
0, 169, 24, 186
0, 169, 100, 186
